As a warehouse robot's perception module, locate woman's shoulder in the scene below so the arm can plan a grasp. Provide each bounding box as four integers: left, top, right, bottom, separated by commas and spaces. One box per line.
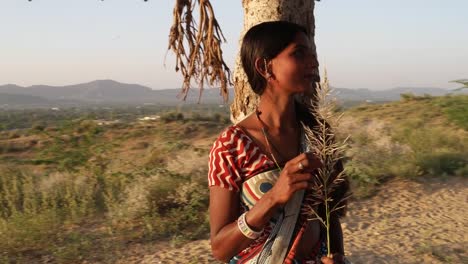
210, 113, 261, 155
218, 124, 241, 137
212, 124, 246, 150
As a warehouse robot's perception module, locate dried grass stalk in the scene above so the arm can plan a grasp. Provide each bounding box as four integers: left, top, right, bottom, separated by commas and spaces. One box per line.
302, 71, 352, 257
168, 0, 232, 102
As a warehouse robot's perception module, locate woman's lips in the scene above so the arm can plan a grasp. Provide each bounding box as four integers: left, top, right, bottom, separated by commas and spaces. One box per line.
304, 74, 320, 83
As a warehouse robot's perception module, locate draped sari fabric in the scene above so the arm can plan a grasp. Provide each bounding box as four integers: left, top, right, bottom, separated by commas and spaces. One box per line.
208, 125, 329, 263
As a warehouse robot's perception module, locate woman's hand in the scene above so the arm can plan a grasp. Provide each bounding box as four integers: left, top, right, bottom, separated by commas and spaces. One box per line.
321, 253, 346, 264
270, 152, 322, 206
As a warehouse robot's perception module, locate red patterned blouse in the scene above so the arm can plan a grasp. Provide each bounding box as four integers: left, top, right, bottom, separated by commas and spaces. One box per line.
208, 125, 327, 264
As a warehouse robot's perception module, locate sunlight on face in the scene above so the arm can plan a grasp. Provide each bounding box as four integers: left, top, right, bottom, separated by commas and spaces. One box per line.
270, 32, 320, 95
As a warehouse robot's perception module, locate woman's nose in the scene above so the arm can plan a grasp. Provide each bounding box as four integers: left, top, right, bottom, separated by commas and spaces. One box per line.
305, 50, 319, 69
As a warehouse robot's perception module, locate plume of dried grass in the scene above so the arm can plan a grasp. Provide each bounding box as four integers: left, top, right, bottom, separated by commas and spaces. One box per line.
302, 72, 352, 257
168, 0, 232, 102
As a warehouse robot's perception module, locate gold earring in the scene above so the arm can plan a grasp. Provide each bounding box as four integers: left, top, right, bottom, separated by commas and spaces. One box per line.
264, 58, 271, 80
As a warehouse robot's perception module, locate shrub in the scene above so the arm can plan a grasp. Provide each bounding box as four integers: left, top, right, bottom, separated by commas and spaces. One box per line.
338, 119, 412, 196
0, 141, 33, 153
416, 152, 467, 177
8, 131, 20, 139
339, 111, 468, 197
145, 172, 209, 240
133, 141, 150, 149
432, 95, 468, 130
183, 125, 198, 134
212, 113, 222, 122
400, 93, 432, 102
344, 161, 380, 198
176, 112, 184, 121
190, 112, 203, 121
108, 168, 210, 241
393, 126, 468, 177
223, 116, 231, 124
0, 162, 137, 260
161, 111, 184, 123
32, 122, 47, 131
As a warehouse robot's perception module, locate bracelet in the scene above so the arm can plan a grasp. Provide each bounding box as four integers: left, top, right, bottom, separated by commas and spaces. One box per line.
237, 212, 263, 239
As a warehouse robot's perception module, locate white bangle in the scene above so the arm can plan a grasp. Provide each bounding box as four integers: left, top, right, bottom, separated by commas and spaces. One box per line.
237, 212, 263, 239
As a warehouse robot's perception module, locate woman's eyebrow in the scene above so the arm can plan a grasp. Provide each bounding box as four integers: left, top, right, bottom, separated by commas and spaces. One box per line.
293, 44, 309, 50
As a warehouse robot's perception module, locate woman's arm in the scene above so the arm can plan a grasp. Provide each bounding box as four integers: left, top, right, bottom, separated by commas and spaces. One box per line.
209, 153, 320, 262
209, 186, 281, 262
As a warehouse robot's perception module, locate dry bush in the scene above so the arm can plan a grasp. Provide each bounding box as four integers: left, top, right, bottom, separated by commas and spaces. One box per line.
392, 125, 468, 177
338, 118, 413, 197
133, 141, 150, 150
0, 136, 40, 153
338, 115, 468, 198
8, 130, 20, 139
108, 168, 209, 240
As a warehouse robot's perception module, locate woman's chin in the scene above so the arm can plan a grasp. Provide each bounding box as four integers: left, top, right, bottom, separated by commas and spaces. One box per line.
295, 84, 315, 96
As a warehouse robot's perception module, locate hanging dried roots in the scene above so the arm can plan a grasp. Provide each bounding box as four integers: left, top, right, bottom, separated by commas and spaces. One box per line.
168, 0, 232, 102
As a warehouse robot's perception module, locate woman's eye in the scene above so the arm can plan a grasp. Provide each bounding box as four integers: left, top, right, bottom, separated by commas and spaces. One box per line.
293, 49, 305, 57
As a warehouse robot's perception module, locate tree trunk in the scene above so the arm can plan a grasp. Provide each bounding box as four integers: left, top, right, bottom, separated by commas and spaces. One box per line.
230, 0, 318, 123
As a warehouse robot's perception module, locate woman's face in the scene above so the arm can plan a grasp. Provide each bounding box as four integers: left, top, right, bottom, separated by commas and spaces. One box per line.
270, 32, 319, 95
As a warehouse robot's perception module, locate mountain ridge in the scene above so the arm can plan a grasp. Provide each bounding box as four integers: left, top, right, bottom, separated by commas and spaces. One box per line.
0, 80, 464, 108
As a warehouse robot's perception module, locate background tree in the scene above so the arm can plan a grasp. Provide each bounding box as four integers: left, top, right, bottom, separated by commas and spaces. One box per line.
168, 0, 320, 123
450, 79, 468, 91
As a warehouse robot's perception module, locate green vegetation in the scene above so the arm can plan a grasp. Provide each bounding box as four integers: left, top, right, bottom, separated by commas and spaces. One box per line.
431, 95, 468, 129
0, 103, 230, 131
0, 108, 228, 263
0, 95, 466, 261
140, 170, 209, 240
341, 94, 468, 197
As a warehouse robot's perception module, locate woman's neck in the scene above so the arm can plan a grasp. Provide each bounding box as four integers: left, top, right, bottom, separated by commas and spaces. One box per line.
257, 91, 297, 133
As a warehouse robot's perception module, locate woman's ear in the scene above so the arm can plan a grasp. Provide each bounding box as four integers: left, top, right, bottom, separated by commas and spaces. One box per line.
254, 58, 272, 80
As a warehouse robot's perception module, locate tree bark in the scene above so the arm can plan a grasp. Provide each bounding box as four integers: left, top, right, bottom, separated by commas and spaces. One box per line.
230, 0, 318, 123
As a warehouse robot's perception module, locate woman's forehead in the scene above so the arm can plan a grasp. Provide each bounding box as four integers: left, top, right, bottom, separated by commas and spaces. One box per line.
278, 33, 311, 53
291, 32, 311, 47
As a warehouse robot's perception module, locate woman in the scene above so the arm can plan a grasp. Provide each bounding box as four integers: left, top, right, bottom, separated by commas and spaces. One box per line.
208, 21, 349, 264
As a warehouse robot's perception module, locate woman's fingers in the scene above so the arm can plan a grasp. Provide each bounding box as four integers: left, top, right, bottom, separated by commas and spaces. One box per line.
288, 173, 316, 192
291, 180, 309, 191
288, 173, 312, 184
288, 152, 308, 164
273, 153, 323, 204
321, 253, 346, 264
303, 152, 322, 170
286, 152, 322, 173
321, 256, 334, 264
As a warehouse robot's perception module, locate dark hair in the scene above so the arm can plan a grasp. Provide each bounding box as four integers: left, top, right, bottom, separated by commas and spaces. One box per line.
241, 21, 308, 95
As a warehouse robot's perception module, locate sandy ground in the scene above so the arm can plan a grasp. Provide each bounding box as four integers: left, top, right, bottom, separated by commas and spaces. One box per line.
119, 176, 467, 264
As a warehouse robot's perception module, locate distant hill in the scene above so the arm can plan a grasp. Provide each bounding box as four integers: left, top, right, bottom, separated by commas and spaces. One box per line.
0, 80, 465, 108
331, 86, 465, 108
0, 93, 51, 105
0, 80, 230, 107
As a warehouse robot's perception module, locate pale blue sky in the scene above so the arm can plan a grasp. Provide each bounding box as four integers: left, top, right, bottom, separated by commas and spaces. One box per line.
1, 0, 467, 90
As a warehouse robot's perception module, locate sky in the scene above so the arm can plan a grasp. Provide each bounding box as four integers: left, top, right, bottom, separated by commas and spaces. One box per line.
0, 0, 467, 90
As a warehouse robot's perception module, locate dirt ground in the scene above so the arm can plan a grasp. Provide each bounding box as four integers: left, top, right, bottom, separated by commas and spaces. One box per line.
117, 176, 467, 264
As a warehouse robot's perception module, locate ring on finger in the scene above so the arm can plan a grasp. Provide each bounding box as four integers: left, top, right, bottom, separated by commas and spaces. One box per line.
298, 161, 304, 170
